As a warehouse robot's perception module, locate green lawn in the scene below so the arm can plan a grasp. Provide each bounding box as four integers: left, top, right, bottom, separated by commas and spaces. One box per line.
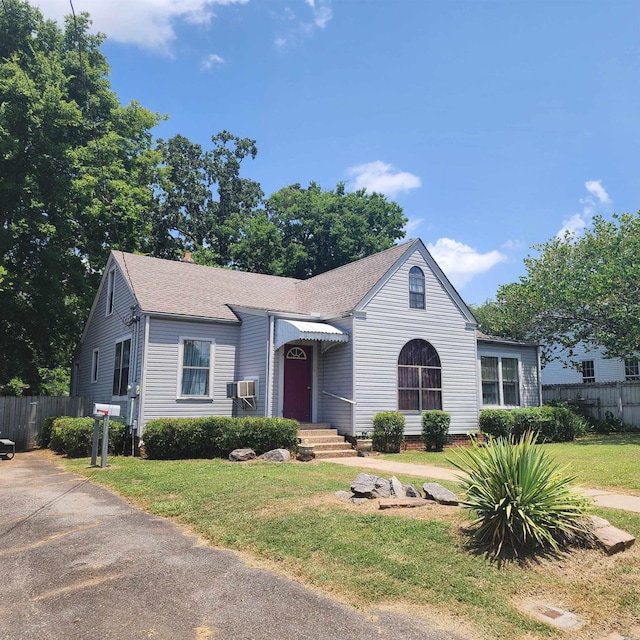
381, 433, 640, 494
59, 453, 640, 640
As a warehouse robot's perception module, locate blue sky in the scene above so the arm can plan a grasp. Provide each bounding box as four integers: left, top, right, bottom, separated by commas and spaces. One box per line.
34, 0, 640, 304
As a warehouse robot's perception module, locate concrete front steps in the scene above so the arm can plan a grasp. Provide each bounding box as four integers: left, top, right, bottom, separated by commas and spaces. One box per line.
297, 423, 357, 459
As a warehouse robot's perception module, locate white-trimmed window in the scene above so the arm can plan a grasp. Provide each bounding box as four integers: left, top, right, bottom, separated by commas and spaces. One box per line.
398, 339, 442, 411
106, 268, 116, 316
91, 348, 99, 384
409, 266, 425, 309
178, 338, 213, 398
624, 358, 640, 381
112, 337, 131, 397
581, 360, 595, 383
481, 356, 521, 406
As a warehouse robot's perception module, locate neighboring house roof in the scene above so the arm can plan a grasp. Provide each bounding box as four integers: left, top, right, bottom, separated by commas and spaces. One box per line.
111, 240, 415, 322
476, 331, 539, 348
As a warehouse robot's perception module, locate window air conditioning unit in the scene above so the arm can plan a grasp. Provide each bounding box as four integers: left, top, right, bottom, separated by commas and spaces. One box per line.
226, 380, 256, 399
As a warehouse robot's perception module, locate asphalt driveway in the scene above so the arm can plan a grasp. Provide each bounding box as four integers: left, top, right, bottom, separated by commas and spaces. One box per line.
0, 453, 468, 640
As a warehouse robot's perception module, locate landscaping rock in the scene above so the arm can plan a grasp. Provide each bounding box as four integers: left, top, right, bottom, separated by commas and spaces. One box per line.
351, 497, 369, 505
590, 515, 636, 555
390, 476, 405, 499
378, 498, 431, 510
335, 490, 354, 501
423, 482, 459, 506
351, 473, 392, 499
403, 484, 421, 498
259, 448, 291, 462
229, 448, 256, 462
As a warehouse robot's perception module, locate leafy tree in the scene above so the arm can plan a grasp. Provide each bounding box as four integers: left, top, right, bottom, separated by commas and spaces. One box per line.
0, 0, 160, 394
468, 297, 532, 342
250, 181, 407, 278
153, 131, 263, 265
495, 213, 640, 364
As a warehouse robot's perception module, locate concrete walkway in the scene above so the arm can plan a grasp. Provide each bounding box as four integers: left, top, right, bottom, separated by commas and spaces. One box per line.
0, 452, 467, 640
323, 456, 640, 514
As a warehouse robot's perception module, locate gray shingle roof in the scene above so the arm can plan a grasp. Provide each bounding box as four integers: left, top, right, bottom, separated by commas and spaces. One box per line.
112, 240, 415, 321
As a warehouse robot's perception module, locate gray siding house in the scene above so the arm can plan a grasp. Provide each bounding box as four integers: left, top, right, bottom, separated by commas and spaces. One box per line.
72, 239, 541, 439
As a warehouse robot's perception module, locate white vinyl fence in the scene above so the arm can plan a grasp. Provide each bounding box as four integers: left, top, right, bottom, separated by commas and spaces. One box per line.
0, 396, 93, 450
542, 382, 640, 427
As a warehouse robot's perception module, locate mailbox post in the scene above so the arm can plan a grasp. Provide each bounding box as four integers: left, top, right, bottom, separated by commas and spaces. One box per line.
92, 404, 121, 468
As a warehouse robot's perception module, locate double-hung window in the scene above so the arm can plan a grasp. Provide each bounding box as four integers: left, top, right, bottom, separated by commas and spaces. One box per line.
179, 338, 213, 398
624, 358, 640, 381
481, 356, 520, 406
113, 337, 131, 397
581, 360, 595, 383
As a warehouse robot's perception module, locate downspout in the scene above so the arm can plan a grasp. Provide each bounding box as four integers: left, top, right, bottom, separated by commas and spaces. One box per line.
265, 314, 275, 418
139, 315, 151, 433
537, 344, 543, 407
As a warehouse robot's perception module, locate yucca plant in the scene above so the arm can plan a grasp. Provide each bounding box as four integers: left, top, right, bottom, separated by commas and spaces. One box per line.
450, 432, 592, 557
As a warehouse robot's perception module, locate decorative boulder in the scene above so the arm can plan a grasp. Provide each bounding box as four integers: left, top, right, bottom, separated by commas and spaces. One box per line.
390, 476, 406, 499
351, 473, 392, 499
259, 448, 291, 462
229, 448, 257, 462
403, 484, 421, 498
423, 482, 459, 506
335, 490, 354, 501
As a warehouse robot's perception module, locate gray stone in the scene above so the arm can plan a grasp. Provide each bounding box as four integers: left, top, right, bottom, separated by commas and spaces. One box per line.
403, 484, 421, 498
590, 515, 635, 555
350, 473, 391, 499
335, 490, 354, 501
351, 497, 369, 505
229, 448, 257, 462
378, 498, 431, 510
422, 482, 459, 506
390, 476, 406, 499
259, 448, 291, 462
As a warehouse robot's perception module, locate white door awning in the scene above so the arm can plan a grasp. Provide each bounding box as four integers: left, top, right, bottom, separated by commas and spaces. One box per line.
274, 319, 349, 351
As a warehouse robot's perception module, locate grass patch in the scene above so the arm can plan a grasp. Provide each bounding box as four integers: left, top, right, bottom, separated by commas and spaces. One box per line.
381, 433, 640, 494
58, 454, 640, 640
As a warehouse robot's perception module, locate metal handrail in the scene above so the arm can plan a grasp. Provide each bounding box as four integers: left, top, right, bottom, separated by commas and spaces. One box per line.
322, 390, 356, 405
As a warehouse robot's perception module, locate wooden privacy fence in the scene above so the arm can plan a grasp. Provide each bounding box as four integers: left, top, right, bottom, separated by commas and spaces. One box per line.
0, 396, 93, 451
542, 382, 640, 427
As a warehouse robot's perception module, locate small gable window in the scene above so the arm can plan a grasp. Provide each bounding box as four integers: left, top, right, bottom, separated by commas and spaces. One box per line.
409, 266, 425, 309
106, 268, 116, 316
398, 339, 442, 411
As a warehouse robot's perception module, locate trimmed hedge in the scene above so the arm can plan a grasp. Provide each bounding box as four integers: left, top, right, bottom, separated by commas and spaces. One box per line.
479, 405, 591, 443
141, 416, 299, 460
421, 410, 450, 451
49, 417, 127, 458
38, 415, 57, 448
372, 411, 405, 453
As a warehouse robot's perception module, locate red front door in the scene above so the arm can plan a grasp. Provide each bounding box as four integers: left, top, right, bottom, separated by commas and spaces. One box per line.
283, 344, 312, 422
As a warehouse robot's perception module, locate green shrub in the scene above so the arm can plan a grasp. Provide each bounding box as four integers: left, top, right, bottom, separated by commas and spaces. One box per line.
479, 409, 514, 439
49, 417, 127, 458
142, 416, 298, 460
372, 411, 405, 453
421, 410, 450, 451
511, 406, 558, 443
38, 416, 57, 448
549, 403, 592, 441
450, 432, 592, 558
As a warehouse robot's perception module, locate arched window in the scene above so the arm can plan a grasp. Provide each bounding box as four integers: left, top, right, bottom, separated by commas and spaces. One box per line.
409, 266, 425, 309
398, 339, 442, 411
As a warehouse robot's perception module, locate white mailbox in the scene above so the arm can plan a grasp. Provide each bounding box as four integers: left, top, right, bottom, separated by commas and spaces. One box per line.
93, 403, 121, 417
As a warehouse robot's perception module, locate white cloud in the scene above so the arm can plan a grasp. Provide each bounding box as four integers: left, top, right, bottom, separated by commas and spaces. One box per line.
557, 179, 612, 237
405, 217, 425, 235
33, 0, 248, 53
584, 179, 611, 205
201, 53, 224, 70
347, 161, 421, 198
426, 238, 507, 289
274, 0, 331, 50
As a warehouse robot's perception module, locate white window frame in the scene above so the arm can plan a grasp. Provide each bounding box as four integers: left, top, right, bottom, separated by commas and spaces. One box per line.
91, 348, 99, 384
106, 268, 116, 316
177, 337, 214, 400
581, 359, 595, 383
112, 334, 132, 400
408, 266, 426, 310
624, 358, 640, 381
480, 353, 523, 408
